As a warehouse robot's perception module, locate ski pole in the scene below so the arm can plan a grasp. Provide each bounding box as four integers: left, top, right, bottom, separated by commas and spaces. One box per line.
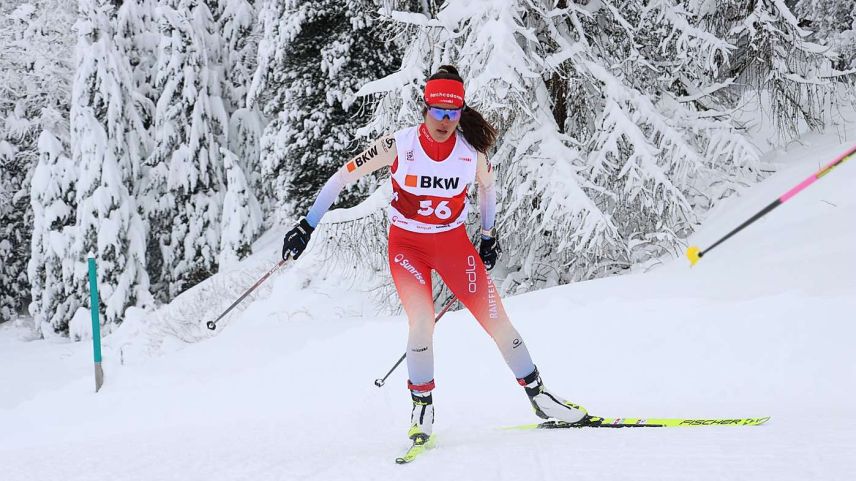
206, 257, 289, 330
374, 296, 458, 388
687, 143, 856, 266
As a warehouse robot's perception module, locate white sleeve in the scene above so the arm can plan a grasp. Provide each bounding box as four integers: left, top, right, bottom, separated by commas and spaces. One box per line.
475, 153, 497, 234
305, 171, 348, 228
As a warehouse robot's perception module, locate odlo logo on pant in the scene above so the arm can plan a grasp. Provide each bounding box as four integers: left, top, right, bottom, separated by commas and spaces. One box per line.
394, 253, 426, 285
466, 256, 478, 293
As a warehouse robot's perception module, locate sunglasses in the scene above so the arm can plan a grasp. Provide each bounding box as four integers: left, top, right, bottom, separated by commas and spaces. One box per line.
426, 105, 464, 121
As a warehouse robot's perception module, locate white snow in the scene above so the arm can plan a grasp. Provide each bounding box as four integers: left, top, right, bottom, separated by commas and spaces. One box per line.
1, 132, 855, 479
353, 65, 424, 98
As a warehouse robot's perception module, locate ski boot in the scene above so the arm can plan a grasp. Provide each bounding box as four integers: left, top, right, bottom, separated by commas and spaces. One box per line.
518, 367, 589, 424
407, 380, 435, 442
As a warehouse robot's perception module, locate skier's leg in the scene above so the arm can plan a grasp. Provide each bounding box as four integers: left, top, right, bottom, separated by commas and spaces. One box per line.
435, 227, 587, 423
388, 226, 436, 387
432, 227, 535, 379
389, 226, 437, 438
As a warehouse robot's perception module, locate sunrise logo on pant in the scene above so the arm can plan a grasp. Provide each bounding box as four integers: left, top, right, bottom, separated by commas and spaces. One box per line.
394, 253, 427, 285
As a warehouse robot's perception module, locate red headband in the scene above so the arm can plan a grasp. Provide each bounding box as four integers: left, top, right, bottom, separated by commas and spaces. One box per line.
424, 79, 465, 108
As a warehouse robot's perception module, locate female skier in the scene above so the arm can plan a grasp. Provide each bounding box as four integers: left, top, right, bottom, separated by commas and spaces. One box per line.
281, 66, 588, 442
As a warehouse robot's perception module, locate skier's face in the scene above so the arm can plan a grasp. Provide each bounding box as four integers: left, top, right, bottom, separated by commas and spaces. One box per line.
424, 102, 462, 142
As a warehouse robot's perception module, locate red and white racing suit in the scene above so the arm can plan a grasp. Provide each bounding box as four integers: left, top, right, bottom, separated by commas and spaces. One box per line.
306, 124, 535, 390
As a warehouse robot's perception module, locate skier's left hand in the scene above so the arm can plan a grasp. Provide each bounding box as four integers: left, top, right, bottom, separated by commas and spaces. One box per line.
479, 235, 501, 271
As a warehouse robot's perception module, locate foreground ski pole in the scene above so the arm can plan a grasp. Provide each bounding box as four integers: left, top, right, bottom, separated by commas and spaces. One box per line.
206, 257, 289, 330
687, 144, 856, 266
374, 297, 457, 388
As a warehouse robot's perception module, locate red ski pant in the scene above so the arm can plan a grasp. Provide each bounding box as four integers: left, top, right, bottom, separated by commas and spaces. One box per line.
388, 224, 535, 388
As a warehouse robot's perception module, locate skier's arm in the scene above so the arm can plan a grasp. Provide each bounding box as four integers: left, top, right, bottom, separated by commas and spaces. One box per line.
304, 135, 397, 227
475, 152, 497, 236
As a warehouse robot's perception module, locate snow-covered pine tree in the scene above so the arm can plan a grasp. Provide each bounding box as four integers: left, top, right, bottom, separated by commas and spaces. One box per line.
697, 0, 840, 139
220, 0, 268, 214
632, 0, 763, 210
1, 0, 76, 324
217, 0, 266, 264
219, 148, 263, 267
540, 0, 763, 274
226, 105, 267, 214
0, 102, 35, 324
144, 0, 227, 301
28, 132, 80, 335
219, 0, 266, 265
250, 0, 399, 224
795, 0, 856, 71
220, 0, 258, 113
115, 0, 159, 134
70, 0, 153, 328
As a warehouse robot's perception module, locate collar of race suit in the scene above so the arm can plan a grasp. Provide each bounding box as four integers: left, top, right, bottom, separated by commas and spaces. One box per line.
418, 123, 456, 161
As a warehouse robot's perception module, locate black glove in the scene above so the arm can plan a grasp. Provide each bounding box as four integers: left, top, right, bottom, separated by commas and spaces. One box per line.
479, 235, 501, 271
282, 218, 314, 260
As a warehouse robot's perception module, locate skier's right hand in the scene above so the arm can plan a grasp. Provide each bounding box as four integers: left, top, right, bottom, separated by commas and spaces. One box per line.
282, 218, 314, 260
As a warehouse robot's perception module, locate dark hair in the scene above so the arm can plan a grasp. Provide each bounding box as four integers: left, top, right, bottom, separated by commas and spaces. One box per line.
424, 65, 497, 153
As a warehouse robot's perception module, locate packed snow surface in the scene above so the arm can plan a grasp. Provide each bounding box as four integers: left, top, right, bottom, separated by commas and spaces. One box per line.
2, 133, 854, 480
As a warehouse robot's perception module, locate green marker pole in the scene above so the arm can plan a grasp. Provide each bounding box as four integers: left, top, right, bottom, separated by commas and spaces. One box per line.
87, 257, 104, 392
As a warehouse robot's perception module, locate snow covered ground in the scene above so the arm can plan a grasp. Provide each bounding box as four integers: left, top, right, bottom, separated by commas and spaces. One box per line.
2, 131, 855, 480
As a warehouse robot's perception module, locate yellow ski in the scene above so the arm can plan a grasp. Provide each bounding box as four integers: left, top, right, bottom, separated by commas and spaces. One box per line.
395, 434, 437, 464
508, 415, 770, 430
